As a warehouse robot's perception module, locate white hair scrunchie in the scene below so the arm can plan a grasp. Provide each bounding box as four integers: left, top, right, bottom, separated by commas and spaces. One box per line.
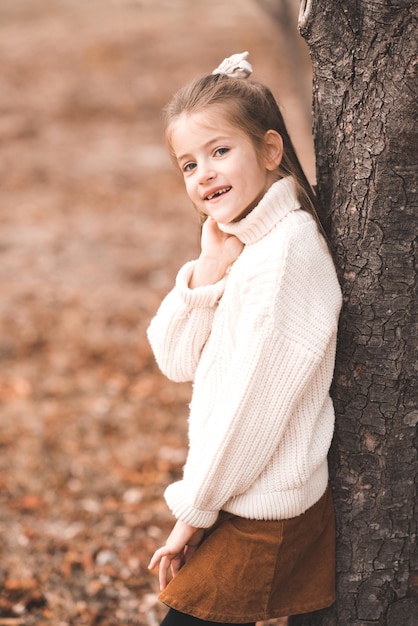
212, 51, 253, 79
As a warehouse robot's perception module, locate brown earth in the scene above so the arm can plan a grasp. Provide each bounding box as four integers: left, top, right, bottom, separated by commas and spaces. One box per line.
0, 1, 313, 624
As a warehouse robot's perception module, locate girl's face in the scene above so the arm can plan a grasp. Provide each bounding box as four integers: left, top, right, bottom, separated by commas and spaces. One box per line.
169, 109, 282, 224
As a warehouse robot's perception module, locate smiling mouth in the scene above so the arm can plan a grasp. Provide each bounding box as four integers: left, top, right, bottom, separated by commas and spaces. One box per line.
204, 187, 231, 201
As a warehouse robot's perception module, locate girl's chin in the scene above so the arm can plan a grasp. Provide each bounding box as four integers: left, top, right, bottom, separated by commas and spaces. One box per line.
208, 208, 253, 224
198, 200, 254, 224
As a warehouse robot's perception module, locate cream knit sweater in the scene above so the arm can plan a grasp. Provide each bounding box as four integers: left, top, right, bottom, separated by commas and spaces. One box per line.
147, 177, 342, 528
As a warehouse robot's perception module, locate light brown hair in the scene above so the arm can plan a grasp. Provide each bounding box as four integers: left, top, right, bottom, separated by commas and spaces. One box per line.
164, 73, 327, 241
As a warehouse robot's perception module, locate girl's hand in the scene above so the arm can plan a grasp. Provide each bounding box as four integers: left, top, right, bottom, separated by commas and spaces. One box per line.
189, 217, 244, 288
200, 216, 244, 266
148, 520, 205, 590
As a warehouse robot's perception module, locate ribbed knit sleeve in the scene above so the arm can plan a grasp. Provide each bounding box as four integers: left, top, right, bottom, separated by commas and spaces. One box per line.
147, 260, 227, 382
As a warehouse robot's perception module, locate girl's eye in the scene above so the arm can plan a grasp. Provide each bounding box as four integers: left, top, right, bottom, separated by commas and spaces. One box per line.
183, 162, 197, 172
214, 147, 229, 157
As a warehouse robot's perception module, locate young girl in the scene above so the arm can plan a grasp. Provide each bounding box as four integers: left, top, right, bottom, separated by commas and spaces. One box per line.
147, 52, 342, 626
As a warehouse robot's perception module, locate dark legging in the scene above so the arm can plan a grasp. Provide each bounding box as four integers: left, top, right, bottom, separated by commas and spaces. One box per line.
161, 608, 255, 626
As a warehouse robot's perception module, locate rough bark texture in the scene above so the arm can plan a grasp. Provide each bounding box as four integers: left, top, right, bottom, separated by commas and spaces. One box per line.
290, 1, 418, 625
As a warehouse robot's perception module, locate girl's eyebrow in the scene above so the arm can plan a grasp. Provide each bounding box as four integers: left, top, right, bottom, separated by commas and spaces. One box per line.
176, 136, 231, 162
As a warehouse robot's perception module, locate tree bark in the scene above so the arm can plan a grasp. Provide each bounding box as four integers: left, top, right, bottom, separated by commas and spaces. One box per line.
290, 1, 418, 625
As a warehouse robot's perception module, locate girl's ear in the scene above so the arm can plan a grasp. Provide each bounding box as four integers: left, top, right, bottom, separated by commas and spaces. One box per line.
263, 130, 283, 171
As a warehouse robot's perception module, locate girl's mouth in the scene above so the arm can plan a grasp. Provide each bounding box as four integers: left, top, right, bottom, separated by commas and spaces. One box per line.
204, 187, 231, 201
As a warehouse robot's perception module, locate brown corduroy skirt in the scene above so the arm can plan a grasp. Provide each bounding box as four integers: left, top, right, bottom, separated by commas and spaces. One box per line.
159, 486, 335, 623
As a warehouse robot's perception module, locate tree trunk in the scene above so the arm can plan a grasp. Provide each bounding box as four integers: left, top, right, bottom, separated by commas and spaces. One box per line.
290, 1, 418, 625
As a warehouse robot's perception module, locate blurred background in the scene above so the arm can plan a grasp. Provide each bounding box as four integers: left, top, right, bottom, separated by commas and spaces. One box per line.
0, 1, 313, 624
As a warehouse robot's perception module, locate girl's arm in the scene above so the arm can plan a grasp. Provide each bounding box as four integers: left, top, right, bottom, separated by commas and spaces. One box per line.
147, 219, 243, 382
147, 221, 244, 588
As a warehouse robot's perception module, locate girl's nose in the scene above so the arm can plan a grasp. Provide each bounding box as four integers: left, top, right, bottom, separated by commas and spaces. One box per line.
198, 164, 216, 184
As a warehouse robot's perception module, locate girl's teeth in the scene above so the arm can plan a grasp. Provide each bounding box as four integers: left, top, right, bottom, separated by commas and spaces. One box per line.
207, 187, 229, 200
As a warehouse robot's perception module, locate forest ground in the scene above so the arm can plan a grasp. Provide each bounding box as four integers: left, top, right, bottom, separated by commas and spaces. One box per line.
0, 1, 313, 624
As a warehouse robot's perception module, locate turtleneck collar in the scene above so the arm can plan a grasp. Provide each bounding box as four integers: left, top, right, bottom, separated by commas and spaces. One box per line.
217, 176, 300, 245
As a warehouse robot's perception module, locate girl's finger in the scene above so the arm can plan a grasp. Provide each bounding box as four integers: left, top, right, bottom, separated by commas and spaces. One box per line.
148, 547, 166, 570
148, 552, 158, 570
159, 554, 171, 590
